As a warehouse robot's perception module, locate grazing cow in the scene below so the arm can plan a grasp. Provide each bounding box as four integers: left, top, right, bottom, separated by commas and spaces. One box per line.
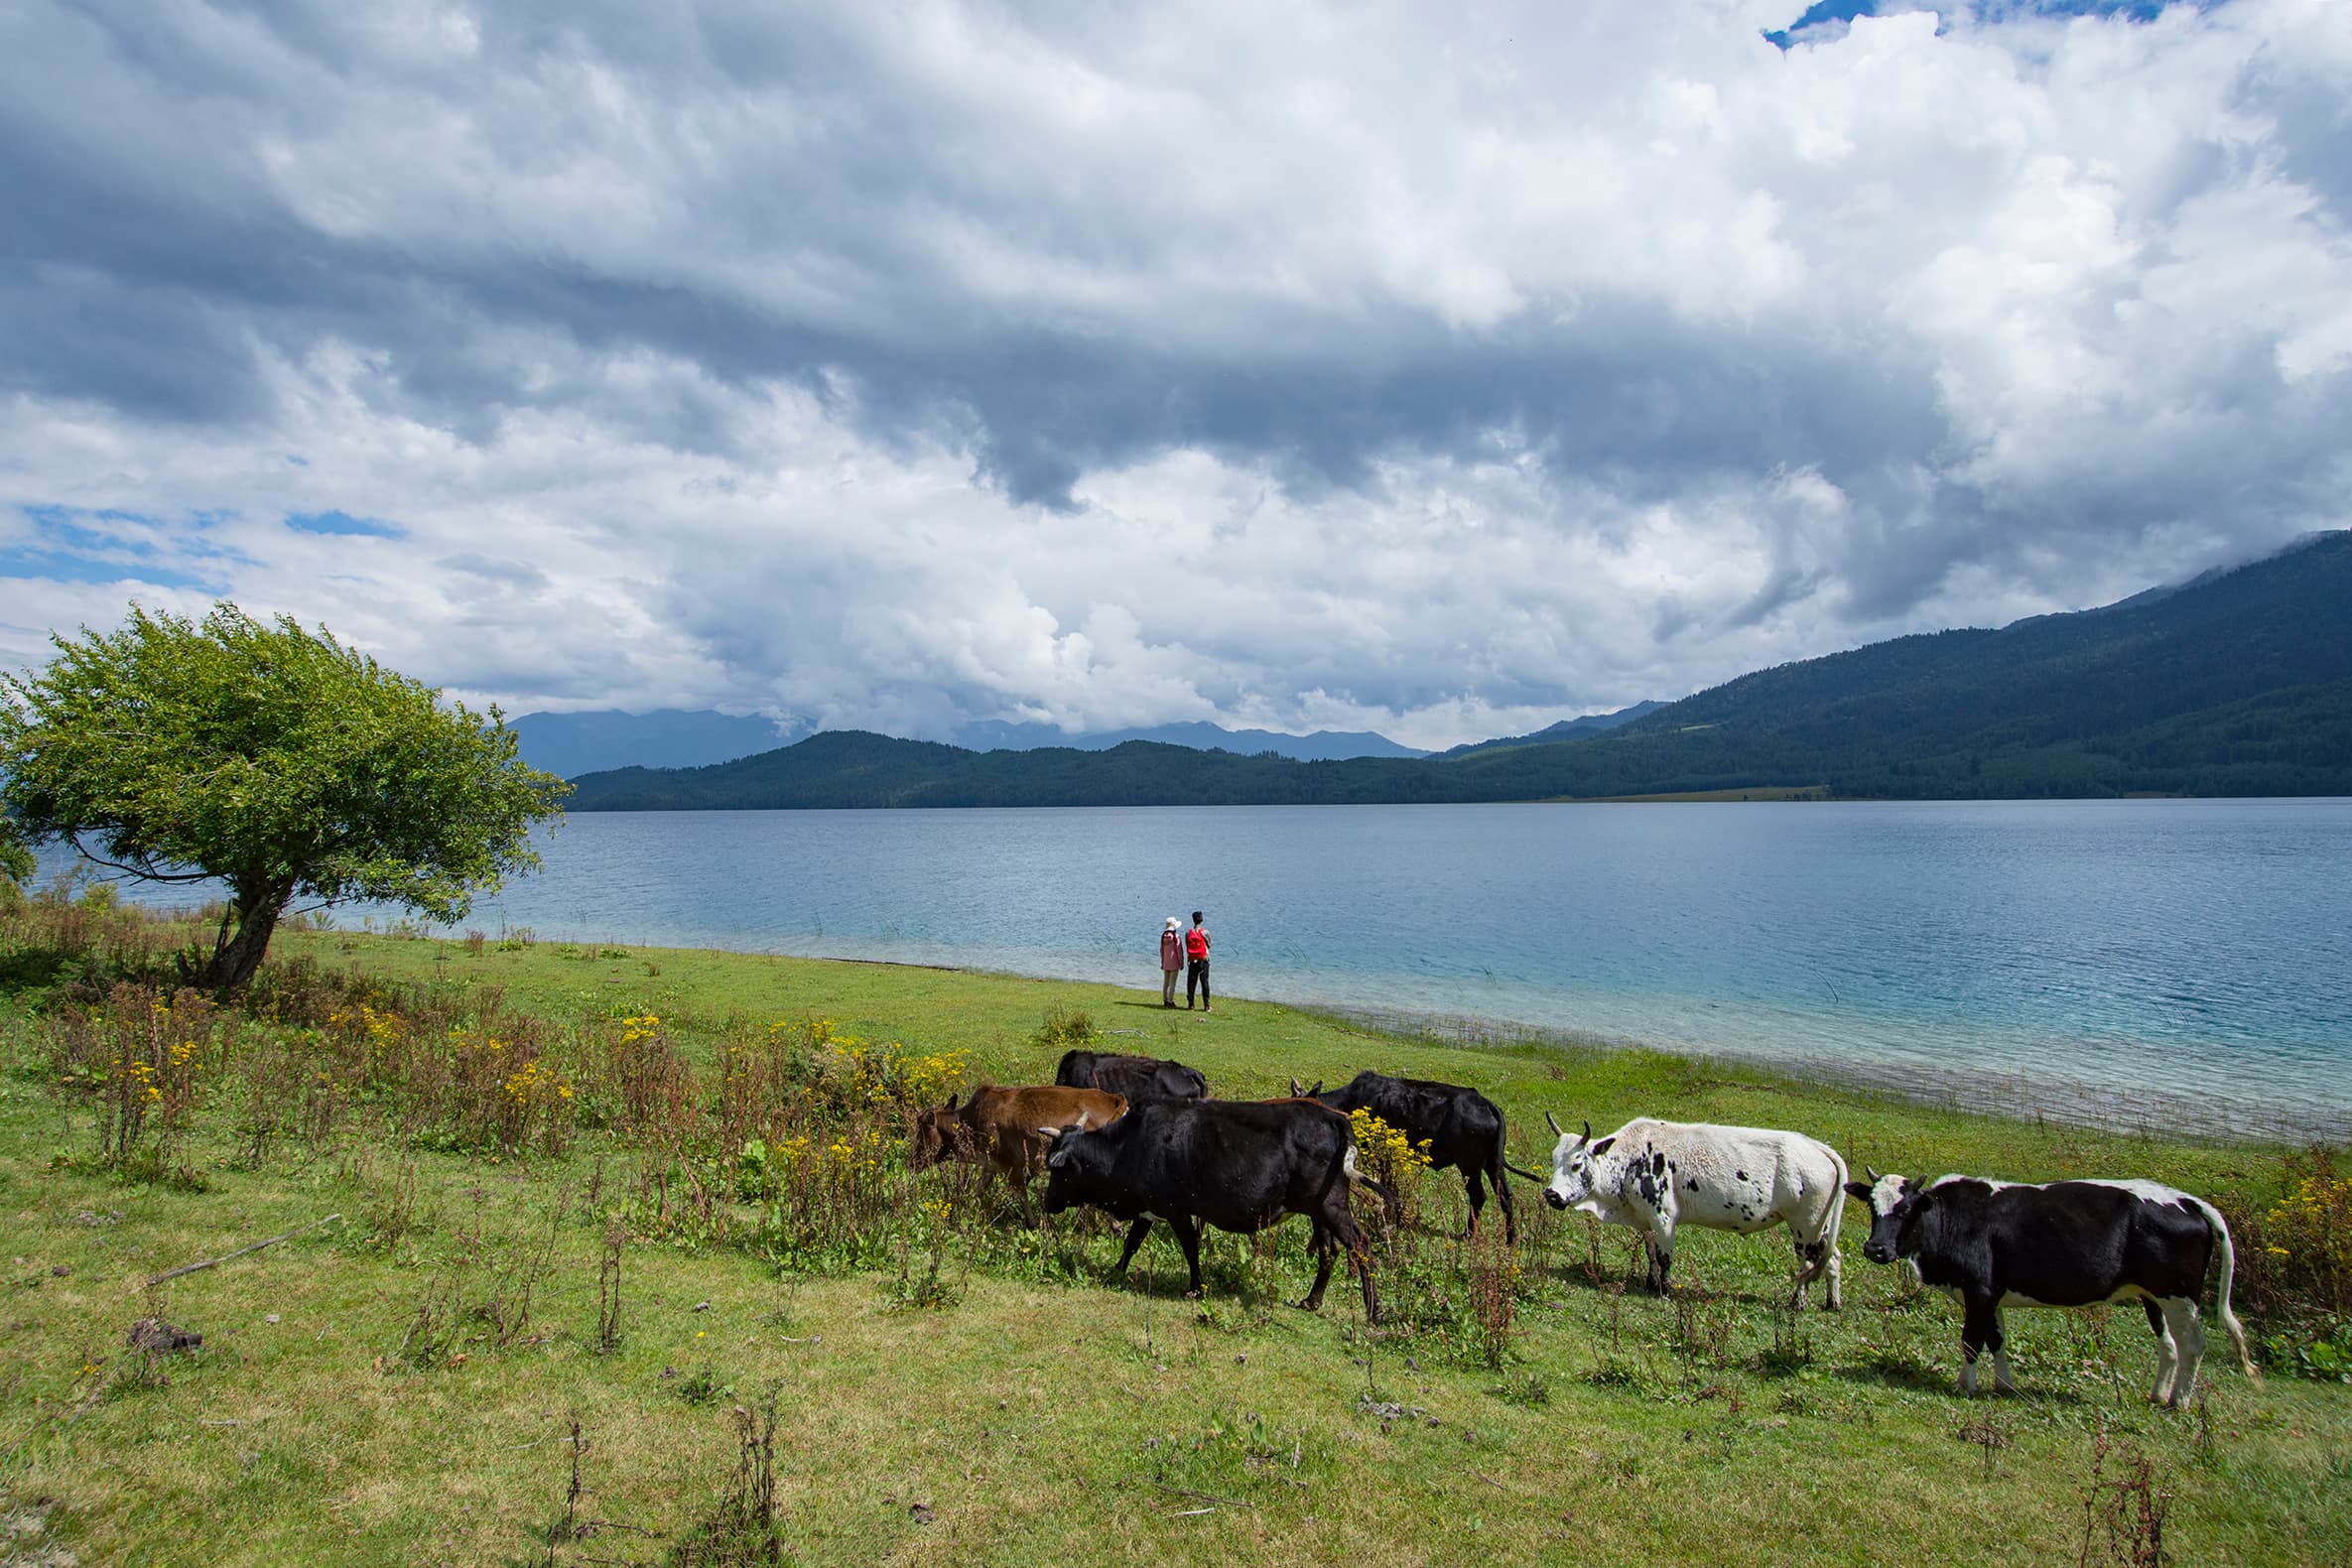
1543, 1114, 1848, 1309
1848, 1170, 2257, 1405
1290, 1072, 1541, 1243
910, 1085, 1128, 1220
1054, 1048, 1209, 1103
1041, 1098, 1381, 1322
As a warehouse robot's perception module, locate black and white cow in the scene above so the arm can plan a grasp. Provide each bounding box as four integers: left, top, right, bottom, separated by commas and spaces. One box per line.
1543, 1115, 1849, 1308
1849, 1172, 2257, 1405
1289, 1072, 1541, 1243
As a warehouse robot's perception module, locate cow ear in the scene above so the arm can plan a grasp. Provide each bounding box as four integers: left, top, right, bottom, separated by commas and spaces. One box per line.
1591, 1136, 1616, 1157
945, 1093, 959, 1111
1289, 1078, 1303, 1097
1308, 1081, 1322, 1097
1844, 1181, 1874, 1203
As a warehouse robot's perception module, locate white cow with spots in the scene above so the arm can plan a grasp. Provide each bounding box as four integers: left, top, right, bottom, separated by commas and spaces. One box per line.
1543, 1114, 1849, 1309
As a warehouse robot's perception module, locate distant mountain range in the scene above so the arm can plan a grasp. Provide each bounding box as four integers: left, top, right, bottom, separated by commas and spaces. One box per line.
1437, 701, 1667, 758
563, 531, 2352, 808
948, 719, 1428, 760
513, 710, 1445, 778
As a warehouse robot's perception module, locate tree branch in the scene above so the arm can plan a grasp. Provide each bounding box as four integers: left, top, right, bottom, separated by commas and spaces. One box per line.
65, 834, 216, 884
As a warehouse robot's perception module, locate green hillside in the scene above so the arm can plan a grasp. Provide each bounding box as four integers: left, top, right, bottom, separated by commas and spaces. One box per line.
570, 533, 2352, 809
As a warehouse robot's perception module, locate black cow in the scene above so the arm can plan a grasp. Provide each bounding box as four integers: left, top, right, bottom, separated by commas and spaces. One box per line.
1290, 1072, 1539, 1243
1041, 1098, 1380, 1322
1848, 1171, 2257, 1406
1055, 1048, 1209, 1104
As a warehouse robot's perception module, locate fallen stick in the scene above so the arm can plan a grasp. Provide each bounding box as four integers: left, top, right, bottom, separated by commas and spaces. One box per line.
143, 1215, 342, 1288
1151, 1482, 1254, 1510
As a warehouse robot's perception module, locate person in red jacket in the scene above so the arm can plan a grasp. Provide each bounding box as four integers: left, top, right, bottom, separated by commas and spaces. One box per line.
1184, 910, 1212, 1012
1158, 916, 1184, 1007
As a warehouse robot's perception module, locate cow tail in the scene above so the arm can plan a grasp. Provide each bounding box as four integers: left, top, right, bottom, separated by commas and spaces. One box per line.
1823, 1142, 1850, 1260
2186, 1194, 2259, 1382
1503, 1160, 1546, 1184
1342, 1145, 1399, 1210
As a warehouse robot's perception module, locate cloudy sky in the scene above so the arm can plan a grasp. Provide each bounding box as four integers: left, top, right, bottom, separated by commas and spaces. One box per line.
4, 0, 2348, 748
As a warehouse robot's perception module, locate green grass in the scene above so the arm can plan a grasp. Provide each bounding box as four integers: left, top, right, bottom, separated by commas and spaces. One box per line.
0, 925, 2346, 1566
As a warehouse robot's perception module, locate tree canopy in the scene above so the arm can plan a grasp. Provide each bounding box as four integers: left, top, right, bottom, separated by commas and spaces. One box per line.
0, 603, 570, 988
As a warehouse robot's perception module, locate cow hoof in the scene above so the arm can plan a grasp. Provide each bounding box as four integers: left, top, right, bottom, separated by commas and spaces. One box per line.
1293, 1296, 1326, 1313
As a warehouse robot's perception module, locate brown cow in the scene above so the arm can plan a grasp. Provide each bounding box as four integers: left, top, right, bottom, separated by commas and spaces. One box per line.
910, 1085, 1128, 1221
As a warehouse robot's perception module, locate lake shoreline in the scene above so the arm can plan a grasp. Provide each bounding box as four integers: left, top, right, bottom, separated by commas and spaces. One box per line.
325, 917, 2352, 1146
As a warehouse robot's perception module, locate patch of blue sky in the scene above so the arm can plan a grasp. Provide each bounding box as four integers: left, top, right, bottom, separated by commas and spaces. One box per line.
1766, 1, 2193, 49
0, 546, 216, 589
4, 503, 227, 589
285, 508, 404, 538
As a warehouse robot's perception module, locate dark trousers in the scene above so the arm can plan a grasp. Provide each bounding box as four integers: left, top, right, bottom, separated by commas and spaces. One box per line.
1186, 958, 1210, 1008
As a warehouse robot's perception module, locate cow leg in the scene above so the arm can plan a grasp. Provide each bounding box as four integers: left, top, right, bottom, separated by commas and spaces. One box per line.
2159, 1297, 2205, 1407
1315, 1191, 1380, 1324
1957, 1295, 2001, 1395
1167, 1214, 1206, 1298
1644, 1212, 1676, 1295
1299, 1221, 1337, 1313
1791, 1233, 1835, 1312
1989, 1307, 2016, 1393
1111, 1217, 1154, 1282
1462, 1166, 1487, 1240
2141, 1298, 2177, 1404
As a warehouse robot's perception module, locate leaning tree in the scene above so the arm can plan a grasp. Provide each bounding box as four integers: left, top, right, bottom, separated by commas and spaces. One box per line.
0, 603, 570, 989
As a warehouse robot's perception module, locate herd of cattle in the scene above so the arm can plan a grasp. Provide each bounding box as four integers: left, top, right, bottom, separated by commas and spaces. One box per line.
907, 1049, 2257, 1409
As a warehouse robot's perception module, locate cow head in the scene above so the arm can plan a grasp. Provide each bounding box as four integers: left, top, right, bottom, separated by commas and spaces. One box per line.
908, 1094, 962, 1171
1844, 1167, 1928, 1264
1039, 1113, 1106, 1215
1542, 1113, 1614, 1212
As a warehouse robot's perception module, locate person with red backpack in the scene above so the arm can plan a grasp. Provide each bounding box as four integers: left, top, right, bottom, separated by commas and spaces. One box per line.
1184, 910, 1213, 1012
1158, 916, 1184, 1007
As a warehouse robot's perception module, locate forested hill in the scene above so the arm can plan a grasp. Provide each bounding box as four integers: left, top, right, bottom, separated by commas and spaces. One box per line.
569, 532, 2352, 809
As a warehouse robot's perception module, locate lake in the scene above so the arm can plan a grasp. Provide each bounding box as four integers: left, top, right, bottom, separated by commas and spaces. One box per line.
34, 799, 2352, 1137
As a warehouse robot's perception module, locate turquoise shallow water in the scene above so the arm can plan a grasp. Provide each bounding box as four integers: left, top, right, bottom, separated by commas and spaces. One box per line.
36, 798, 2352, 1134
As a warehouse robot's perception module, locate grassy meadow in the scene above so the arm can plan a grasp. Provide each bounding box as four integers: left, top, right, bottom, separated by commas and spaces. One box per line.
0, 896, 2346, 1566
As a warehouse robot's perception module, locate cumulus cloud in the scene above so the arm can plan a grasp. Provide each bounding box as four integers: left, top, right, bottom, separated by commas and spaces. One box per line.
2, 0, 2347, 747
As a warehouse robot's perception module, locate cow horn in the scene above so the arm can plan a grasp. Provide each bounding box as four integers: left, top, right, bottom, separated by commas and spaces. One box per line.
1865, 1165, 1882, 1184
1074, 1111, 1090, 1131
1581, 1119, 1591, 1144
1545, 1111, 1563, 1137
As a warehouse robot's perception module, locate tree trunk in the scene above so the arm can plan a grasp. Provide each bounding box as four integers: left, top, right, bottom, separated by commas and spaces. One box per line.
196, 883, 291, 992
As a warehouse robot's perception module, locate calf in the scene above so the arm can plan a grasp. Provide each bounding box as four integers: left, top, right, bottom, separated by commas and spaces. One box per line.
1849, 1171, 2256, 1405
910, 1085, 1127, 1220
1041, 1098, 1380, 1322
1055, 1048, 1209, 1103
1544, 1114, 1848, 1309
1291, 1072, 1538, 1243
